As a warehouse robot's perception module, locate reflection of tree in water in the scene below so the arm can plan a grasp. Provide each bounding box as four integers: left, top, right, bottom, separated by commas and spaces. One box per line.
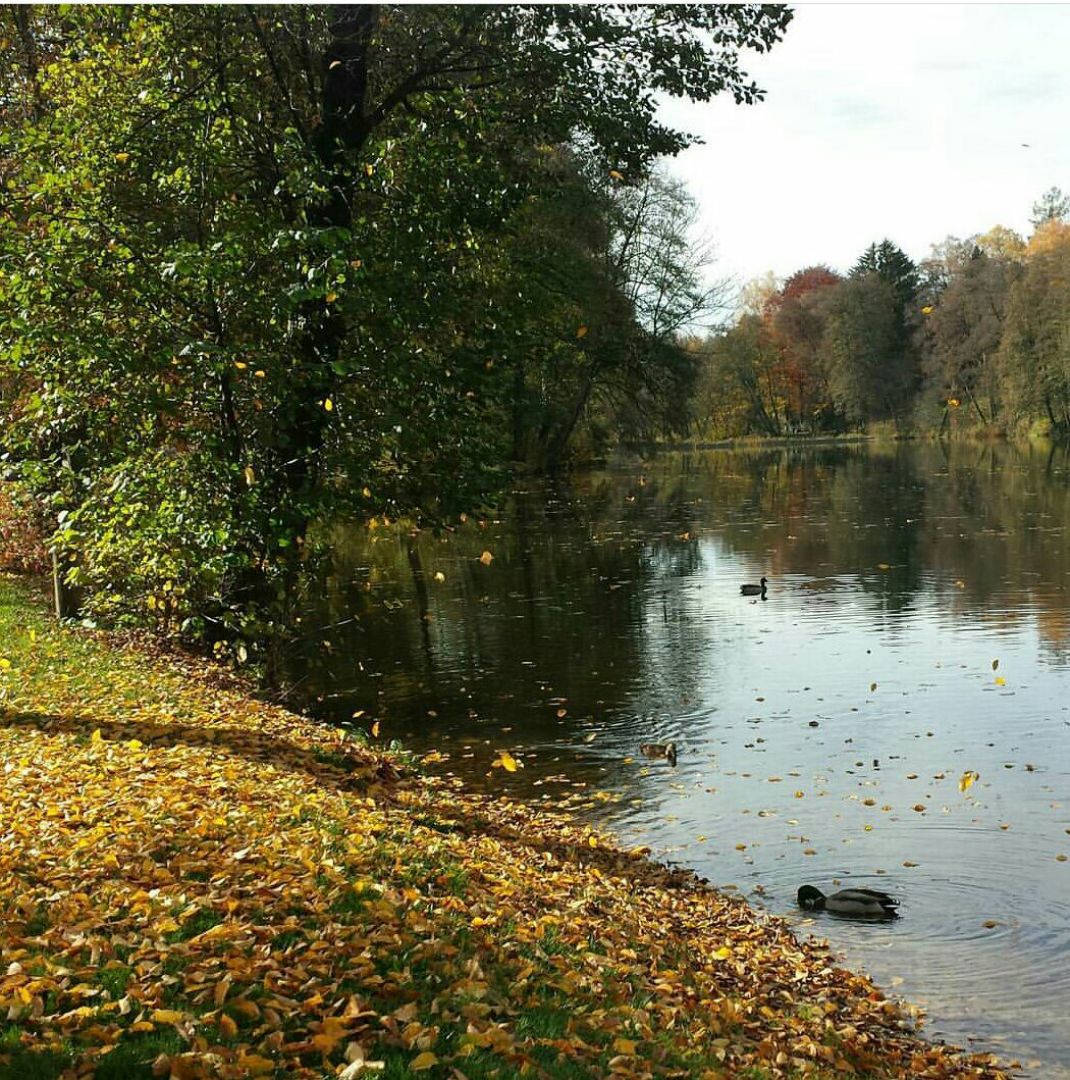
286, 469, 707, 755
285, 442, 1070, 752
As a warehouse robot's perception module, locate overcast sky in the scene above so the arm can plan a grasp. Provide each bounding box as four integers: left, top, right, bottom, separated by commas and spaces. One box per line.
658, 4, 1070, 292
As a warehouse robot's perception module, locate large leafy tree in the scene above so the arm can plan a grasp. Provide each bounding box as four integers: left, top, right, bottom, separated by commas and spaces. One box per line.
0, 4, 792, 644
922, 249, 1021, 426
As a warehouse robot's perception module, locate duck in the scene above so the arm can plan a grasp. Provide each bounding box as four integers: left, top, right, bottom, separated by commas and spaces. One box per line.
740, 577, 768, 596
797, 885, 898, 917
639, 742, 677, 766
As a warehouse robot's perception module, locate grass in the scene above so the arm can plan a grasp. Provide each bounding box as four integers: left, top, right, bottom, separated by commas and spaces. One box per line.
0, 575, 1009, 1080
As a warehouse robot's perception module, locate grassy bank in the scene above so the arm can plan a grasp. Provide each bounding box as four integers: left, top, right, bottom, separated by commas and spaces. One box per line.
0, 576, 1008, 1080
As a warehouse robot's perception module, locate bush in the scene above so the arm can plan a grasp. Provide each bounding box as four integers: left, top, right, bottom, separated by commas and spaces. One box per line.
56, 450, 254, 642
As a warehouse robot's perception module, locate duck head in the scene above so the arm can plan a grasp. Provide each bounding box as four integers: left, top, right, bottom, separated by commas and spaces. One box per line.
797, 885, 826, 910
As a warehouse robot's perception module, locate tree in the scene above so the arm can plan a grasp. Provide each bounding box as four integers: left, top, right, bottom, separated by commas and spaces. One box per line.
1030, 185, 1070, 228
850, 239, 919, 310
922, 250, 1020, 425
819, 275, 913, 427
0, 5, 793, 646
766, 267, 841, 430
998, 230, 1070, 432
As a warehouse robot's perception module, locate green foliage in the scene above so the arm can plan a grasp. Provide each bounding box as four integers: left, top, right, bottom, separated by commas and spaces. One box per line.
0, 5, 791, 646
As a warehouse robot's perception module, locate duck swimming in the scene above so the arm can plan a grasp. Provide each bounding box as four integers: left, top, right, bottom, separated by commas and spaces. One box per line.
740, 577, 767, 596
797, 885, 898, 918
640, 742, 677, 766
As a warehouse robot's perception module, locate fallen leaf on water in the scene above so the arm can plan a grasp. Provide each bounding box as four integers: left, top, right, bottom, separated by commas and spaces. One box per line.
992, 659, 999, 671
958, 770, 979, 793
494, 750, 519, 772
870, 682, 877, 692
994, 676, 1006, 686
479, 550, 493, 566
982, 920, 999, 929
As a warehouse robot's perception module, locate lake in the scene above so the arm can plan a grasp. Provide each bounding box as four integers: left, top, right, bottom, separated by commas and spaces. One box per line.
287, 441, 1070, 1075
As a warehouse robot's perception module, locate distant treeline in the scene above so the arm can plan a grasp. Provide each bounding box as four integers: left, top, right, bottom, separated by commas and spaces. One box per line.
690, 187, 1070, 440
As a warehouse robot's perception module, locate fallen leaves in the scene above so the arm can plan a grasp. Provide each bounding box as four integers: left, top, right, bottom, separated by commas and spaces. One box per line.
958, 770, 980, 793
0, 580, 1012, 1080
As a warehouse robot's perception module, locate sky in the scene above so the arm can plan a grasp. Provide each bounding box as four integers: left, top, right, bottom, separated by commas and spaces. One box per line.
657, 4, 1070, 293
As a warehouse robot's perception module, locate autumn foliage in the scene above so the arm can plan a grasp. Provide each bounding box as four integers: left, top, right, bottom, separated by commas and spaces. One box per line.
0, 578, 1009, 1079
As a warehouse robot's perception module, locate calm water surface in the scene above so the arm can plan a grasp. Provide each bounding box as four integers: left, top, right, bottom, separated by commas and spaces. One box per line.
289, 443, 1070, 1075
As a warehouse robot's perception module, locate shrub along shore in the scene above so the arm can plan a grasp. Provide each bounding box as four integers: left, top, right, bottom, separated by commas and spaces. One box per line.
0, 576, 1009, 1080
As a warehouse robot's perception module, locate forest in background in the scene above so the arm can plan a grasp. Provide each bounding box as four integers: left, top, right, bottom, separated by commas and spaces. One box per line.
691, 186, 1070, 440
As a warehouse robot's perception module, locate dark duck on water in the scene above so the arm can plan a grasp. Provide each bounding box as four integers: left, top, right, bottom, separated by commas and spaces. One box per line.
740, 577, 768, 596
797, 885, 898, 918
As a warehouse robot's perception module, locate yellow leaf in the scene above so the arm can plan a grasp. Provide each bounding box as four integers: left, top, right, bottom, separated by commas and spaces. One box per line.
613, 1038, 637, 1055
362, 486, 371, 498
243, 465, 256, 486
126, 739, 144, 751
235, 361, 248, 370
115, 152, 129, 163
219, 1013, 238, 1039
254, 369, 266, 378
371, 721, 380, 738
0, 658, 11, 670
587, 835, 598, 848
237, 1054, 275, 1076
479, 550, 493, 566
995, 676, 1006, 686
609, 170, 624, 181
921, 305, 934, 315
958, 770, 979, 793
433, 571, 445, 583
496, 750, 518, 772
576, 325, 588, 339
151, 1009, 186, 1024
324, 398, 334, 411
410, 1052, 437, 1071
91, 728, 103, 744
326, 292, 338, 304
714, 946, 732, 959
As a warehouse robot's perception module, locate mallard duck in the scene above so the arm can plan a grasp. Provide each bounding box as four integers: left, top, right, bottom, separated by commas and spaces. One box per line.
797, 885, 898, 917
740, 577, 767, 596
640, 742, 677, 766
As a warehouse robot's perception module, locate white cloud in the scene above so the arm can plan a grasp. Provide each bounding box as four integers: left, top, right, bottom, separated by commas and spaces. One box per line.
657, 4, 1070, 289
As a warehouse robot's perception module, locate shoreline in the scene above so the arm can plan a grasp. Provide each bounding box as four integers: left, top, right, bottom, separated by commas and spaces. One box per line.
0, 574, 1011, 1079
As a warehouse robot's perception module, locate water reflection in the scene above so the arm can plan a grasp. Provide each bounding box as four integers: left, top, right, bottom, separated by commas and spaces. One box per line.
287, 442, 1070, 1075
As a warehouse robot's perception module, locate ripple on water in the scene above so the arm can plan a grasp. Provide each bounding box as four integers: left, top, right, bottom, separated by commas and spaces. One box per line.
748, 823, 1070, 1075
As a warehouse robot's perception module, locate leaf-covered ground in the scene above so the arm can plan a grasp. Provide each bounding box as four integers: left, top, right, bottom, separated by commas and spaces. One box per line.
0, 578, 1010, 1079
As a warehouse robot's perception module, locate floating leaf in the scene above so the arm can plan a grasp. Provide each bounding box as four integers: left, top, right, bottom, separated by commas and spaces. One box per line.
994, 676, 1006, 686
494, 750, 518, 772
958, 770, 979, 793
479, 550, 493, 566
